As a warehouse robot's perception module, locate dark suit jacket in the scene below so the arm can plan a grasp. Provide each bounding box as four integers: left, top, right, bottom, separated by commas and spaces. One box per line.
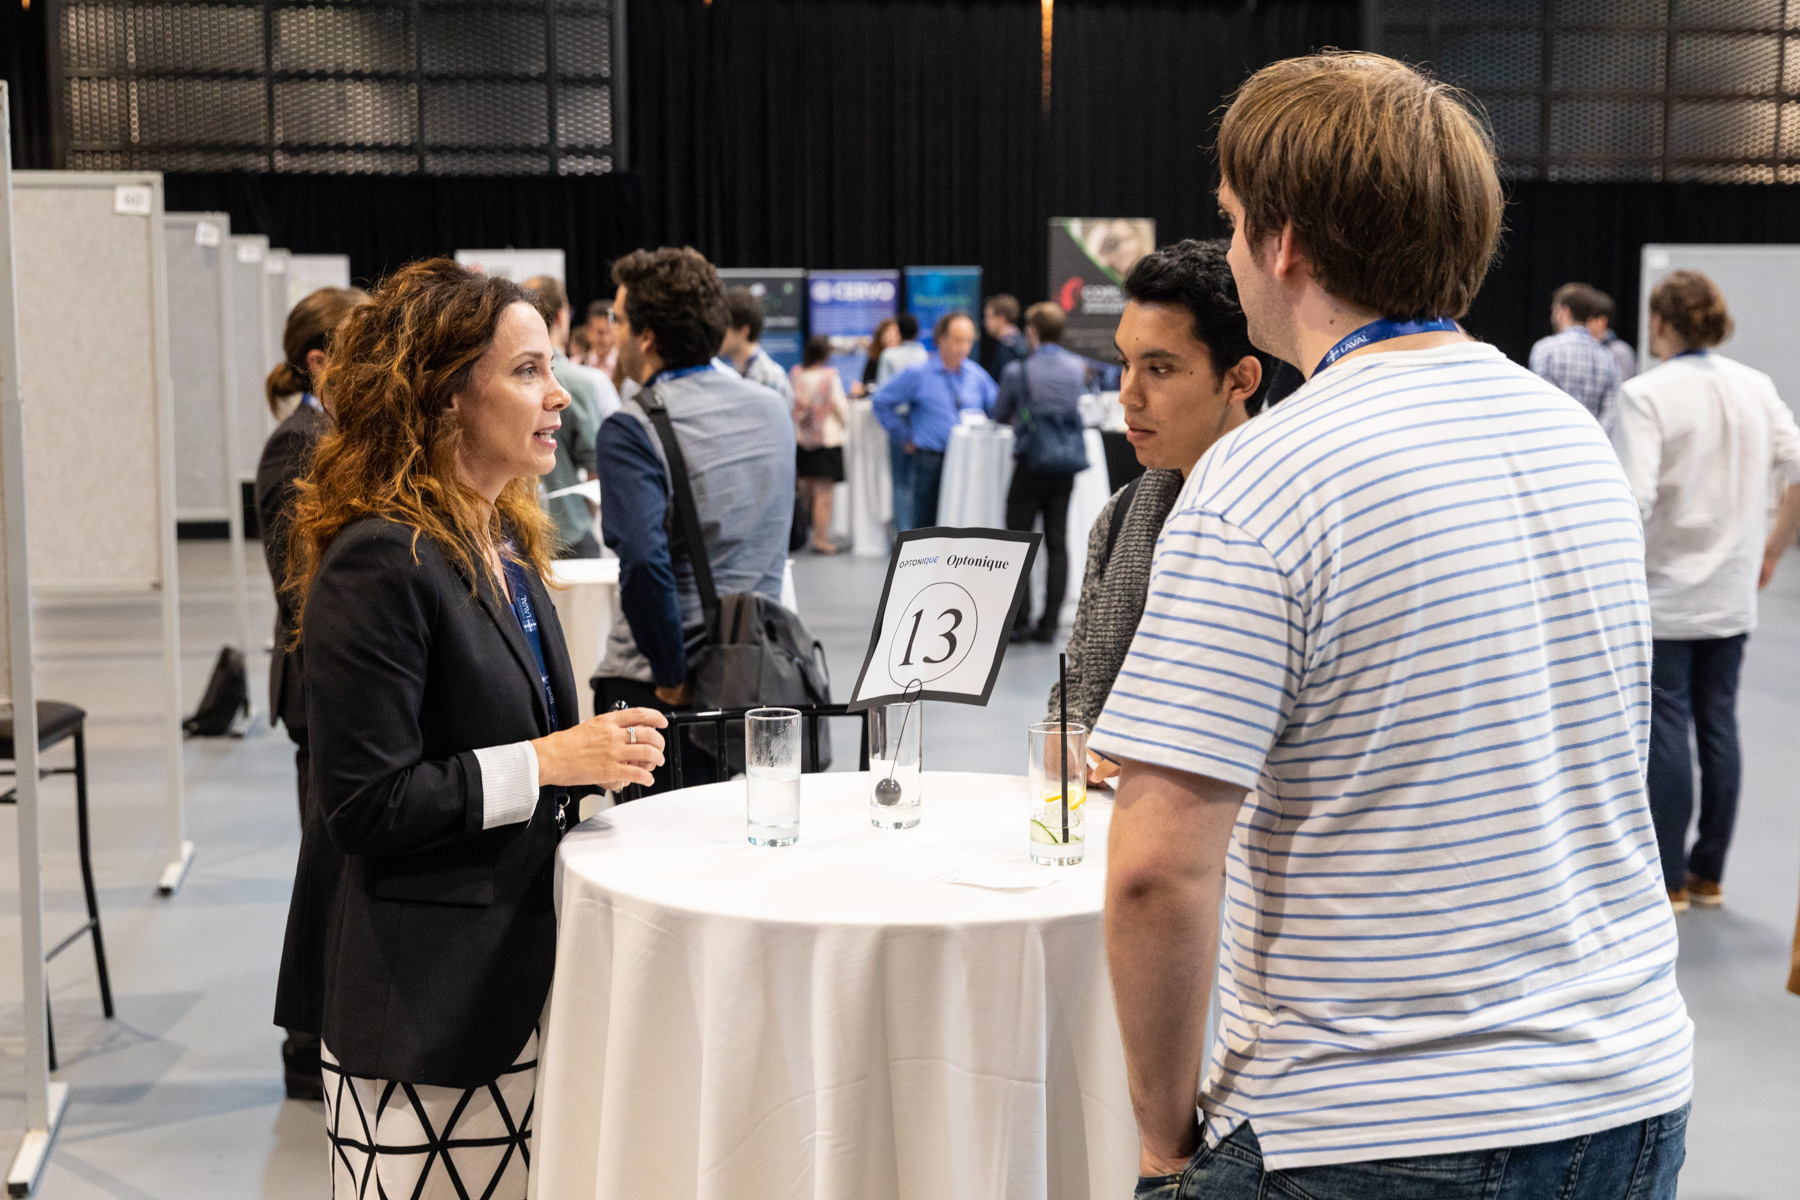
254, 401, 327, 734
272, 516, 579, 1088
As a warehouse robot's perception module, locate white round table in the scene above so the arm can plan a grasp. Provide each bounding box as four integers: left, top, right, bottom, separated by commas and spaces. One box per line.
533, 771, 1135, 1200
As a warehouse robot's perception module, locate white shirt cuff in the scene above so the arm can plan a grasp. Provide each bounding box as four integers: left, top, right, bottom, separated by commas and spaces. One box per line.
474, 741, 541, 830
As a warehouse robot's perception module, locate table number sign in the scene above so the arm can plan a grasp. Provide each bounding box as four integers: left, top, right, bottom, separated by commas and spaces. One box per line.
849, 528, 1040, 710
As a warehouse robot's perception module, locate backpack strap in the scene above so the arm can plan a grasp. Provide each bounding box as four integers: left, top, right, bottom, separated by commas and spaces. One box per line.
1100, 474, 1143, 579
638, 384, 721, 638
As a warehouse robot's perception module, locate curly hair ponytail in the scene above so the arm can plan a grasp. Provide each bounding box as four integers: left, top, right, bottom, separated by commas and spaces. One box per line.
267, 286, 367, 415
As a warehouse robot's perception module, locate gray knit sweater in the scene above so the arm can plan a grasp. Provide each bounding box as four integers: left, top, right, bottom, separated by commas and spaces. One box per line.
1047, 467, 1186, 728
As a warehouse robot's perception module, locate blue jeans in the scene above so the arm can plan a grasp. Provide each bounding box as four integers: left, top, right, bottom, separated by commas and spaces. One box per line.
910, 448, 945, 531
1134, 1108, 1688, 1200
889, 439, 915, 533
1647, 635, 1745, 889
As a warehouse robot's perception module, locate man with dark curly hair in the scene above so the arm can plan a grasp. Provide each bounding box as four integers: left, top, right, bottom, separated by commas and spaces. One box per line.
592, 248, 797, 719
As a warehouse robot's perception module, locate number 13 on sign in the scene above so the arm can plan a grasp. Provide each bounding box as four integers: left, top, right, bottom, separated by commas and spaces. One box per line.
886, 582, 978, 686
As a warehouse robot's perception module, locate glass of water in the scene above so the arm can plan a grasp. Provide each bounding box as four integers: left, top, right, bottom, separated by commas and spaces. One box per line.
1028, 721, 1087, 865
869, 700, 923, 829
745, 707, 802, 846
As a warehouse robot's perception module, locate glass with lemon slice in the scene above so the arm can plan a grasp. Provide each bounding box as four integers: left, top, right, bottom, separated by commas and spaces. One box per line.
1028, 721, 1088, 865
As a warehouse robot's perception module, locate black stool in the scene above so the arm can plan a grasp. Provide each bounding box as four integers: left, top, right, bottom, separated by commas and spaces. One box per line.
0, 701, 114, 1069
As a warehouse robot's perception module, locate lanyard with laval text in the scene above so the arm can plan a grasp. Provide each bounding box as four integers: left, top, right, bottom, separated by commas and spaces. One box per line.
1314, 317, 1459, 378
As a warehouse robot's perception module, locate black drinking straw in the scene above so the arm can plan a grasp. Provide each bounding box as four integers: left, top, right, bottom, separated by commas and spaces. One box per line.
1059, 652, 1070, 843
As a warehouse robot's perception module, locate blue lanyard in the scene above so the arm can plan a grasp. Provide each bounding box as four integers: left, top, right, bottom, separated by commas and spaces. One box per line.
1673, 348, 1707, 360
1314, 317, 1459, 377
300, 391, 321, 411
501, 558, 558, 730
647, 362, 715, 387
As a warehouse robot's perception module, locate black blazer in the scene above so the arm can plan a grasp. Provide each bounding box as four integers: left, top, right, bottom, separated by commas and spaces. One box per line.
273, 516, 579, 1088
254, 401, 327, 733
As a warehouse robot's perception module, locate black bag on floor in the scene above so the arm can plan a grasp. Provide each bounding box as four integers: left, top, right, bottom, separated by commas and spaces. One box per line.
639, 386, 833, 770
183, 645, 248, 737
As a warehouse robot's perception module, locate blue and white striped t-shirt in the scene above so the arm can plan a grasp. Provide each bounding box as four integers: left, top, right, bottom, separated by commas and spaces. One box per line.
1091, 342, 1692, 1170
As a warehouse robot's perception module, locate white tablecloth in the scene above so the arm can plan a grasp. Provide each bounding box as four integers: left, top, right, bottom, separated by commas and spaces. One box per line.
844, 398, 893, 556
548, 558, 801, 721
533, 771, 1134, 1200
937, 425, 1113, 627
937, 422, 1016, 528
547, 557, 619, 721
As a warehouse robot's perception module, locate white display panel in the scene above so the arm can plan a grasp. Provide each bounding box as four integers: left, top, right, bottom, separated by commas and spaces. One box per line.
13, 175, 173, 589
1639, 245, 1800, 414
11, 168, 192, 897
228, 234, 274, 484
288, 252, 352, 310
455, 247, 565, 283
165, 212, 235, 521
165, 213, 256, 706
265, 247, 292, 362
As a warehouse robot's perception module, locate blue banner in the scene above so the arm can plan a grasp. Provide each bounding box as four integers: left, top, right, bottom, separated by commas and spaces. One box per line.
904, 266, 983, 351
808, 269, 900, 390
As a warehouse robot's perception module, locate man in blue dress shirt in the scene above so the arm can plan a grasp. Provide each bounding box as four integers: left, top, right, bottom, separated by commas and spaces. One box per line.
872, 311, 997, 530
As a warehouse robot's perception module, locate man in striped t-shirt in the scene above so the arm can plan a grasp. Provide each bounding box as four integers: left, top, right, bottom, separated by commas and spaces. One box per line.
1098, 54, 1692, 1199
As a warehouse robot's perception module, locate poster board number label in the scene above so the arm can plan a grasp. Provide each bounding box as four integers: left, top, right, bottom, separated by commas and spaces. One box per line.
887, 582, 977, 683
236, 241, 263, 264
113, 185, 153, 216
193, 220, 222, 247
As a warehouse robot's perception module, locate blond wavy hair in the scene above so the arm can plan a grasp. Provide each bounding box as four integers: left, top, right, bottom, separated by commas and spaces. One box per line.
284, 258, 555, 637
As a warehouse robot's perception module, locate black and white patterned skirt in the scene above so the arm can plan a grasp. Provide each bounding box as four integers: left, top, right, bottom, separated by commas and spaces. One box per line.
323, 1028, 537, 1200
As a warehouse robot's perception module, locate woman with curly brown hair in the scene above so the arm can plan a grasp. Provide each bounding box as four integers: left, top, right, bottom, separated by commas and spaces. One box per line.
273, 258, 666, 1199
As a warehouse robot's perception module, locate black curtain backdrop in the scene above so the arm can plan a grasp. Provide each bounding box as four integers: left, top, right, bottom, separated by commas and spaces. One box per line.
1, 0, 54, 170
633, 0, 1359, 317
1474, 182, 1800, 364
159, 172, 647, 305
6, 0, 1800, 364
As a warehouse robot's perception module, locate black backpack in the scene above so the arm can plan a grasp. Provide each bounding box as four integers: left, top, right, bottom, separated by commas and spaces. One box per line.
183, 645, 248, 737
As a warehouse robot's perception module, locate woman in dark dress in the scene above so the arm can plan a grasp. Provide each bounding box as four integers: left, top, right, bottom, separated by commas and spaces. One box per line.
276, 259, 666, 1198
258, 284, 366, 1101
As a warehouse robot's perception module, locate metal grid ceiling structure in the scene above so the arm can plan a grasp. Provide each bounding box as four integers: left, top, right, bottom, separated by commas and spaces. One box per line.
47, 0, 626, 175
1367, 0, 1800, 183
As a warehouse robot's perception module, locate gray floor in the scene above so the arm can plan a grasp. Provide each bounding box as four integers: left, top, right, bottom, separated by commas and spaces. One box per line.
0, 540, 1792, 1198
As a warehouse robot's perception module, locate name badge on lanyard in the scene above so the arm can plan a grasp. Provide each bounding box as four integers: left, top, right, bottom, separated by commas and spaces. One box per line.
1314, 317, 1459, 378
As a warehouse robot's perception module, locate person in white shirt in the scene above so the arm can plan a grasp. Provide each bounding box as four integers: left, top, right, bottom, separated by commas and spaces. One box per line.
1612, 269, 1800, 912
1098, 52, 1691, 1199
875, 311, 929, 387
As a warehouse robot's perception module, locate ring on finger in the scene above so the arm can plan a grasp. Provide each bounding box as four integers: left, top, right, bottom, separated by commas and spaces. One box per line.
627, 726, 637, 745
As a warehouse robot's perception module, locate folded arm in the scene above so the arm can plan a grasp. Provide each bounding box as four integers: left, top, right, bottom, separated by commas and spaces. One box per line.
871, 371, 918, 443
